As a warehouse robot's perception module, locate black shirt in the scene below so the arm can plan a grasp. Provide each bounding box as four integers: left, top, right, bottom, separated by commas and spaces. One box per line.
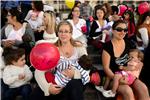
103, 39, 135, 72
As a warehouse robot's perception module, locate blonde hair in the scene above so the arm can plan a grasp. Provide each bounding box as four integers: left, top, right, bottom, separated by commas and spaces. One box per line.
44, 11, 56, 34
55, 20, 80, 47
129, 49, 144, 62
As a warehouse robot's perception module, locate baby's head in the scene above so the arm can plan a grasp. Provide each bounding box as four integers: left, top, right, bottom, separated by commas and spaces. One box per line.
128, 49, 144, 67
78, 55, 93, 70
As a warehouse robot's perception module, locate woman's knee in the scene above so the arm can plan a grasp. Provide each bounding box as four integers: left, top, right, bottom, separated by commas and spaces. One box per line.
117, 85, 134, 99
132, 79, 149, 95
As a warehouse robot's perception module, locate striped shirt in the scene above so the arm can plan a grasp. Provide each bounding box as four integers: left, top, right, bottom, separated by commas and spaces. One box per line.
54, 59, 90, 87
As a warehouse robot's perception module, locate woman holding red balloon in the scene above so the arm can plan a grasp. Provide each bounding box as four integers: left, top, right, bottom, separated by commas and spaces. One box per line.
33, 21, 88, 100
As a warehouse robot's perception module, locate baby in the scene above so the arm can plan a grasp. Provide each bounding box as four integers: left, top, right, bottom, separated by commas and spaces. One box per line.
45, 55, 101, 87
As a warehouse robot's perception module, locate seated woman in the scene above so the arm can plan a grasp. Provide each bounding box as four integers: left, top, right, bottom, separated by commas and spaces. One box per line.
101, 20, 149, 100
102, 49, 146, 98
1, 8, 35, 66
36, 10, 58, 44
89, 5, 111, 49
67, 6, 87, 47
1, 8, 35, 48
34, 21, 89, 100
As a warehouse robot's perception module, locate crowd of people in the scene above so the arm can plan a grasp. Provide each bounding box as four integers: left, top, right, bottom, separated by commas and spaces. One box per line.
1, 1, 150, 100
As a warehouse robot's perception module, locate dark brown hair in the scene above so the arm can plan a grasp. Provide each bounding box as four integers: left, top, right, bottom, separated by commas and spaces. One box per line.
94, 4, 106, 20
3, 47, 25, 65
78, 55, 93, 70
112, 20, 127, 30
32, 1, 43, 11
8, 8, 23, 23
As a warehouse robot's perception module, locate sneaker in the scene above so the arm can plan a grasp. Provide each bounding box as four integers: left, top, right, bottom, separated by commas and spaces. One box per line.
95, 86, 106, 93
102, 90, 116, 98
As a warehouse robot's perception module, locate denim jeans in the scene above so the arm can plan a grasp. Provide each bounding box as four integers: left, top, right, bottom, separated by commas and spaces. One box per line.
3, 84, 32, 100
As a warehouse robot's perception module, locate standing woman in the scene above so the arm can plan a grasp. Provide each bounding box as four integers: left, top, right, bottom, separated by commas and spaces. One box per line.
67, 6, 87, 47
34, 21, 88, 100
102, 20, 149, 100
36, 10, 58, 44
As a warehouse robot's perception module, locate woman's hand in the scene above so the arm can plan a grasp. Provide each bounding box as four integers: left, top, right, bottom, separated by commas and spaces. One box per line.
2, 40, 15, 47
49, 83, 63, 95
62, 66, 75, 79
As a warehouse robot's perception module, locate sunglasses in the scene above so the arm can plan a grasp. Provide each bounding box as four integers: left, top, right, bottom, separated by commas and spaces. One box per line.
114, 27, 128, 32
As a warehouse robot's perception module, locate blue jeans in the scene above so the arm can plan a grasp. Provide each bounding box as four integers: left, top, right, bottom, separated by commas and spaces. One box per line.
1, 79, 9, 100
4, 84, 32, 100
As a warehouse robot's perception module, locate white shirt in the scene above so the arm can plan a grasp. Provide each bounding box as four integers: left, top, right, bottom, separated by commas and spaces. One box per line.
3, 65, 33, 88
138, 27, 149, 48
67, 19, 86, 39
25, 10, 44, 29
7, 27, 24, 41
36, 31, 58, 44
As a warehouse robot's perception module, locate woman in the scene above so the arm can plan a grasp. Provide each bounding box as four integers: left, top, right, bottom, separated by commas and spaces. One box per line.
25, 1, 44, 41
123, 10, 136, 42
1, 8, 35, 48
1, 8, 35, 66
34, 21, 88, 100
36, 10, 58, 44
136, 11, 150, 49
67, 6, 87, 47
89, 5, 111, 49
102, 20, 149, 100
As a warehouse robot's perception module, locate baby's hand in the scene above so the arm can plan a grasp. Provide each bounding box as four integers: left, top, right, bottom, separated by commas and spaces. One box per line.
18, 74, 25, 80
120, 76, 128, 85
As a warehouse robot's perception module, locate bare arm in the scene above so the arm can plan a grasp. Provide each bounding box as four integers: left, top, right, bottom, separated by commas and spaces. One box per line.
102, 50, 114, 79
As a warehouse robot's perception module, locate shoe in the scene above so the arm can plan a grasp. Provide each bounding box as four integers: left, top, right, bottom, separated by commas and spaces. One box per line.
95, 86, 106, 93
102, 90, 116, 98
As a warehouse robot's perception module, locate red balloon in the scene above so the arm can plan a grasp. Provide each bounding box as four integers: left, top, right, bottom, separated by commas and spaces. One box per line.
30, 43, 60, 71
90, 72, 101, 86
118, 5, 128, 16
138, 2, 150, 15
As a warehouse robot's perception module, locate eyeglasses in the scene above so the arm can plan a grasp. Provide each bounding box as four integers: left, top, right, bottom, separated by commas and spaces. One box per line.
73, 10, 80, 12
58, 30, 71, 34
114, 27, 128, 32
